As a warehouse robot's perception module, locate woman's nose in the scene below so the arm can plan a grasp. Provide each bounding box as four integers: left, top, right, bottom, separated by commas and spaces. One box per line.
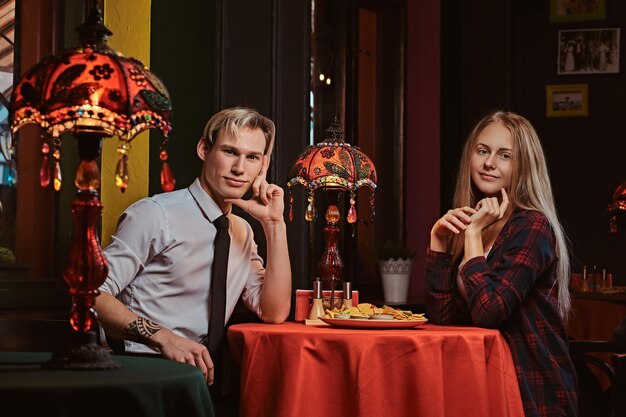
484, 155, 496, 168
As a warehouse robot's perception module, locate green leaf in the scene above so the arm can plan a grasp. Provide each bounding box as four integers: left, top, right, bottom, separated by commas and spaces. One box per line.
140, 90, 172, 112
324, 161, 351, 178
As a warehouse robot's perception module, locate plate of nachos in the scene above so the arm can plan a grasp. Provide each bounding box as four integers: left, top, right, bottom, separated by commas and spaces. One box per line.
320, 303, 427, 329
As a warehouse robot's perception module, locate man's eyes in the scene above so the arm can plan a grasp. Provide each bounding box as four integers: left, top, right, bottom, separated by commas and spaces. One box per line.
223, 149, 260, 160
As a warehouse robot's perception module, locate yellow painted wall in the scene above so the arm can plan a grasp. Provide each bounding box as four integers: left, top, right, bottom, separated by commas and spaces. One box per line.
101, 0, 151, 246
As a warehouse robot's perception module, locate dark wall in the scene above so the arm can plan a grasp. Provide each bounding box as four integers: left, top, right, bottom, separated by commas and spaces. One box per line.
442, 0, 626, 283
220, 0, 311, 293
149, 0, 220, 196
151, 0, 311, 293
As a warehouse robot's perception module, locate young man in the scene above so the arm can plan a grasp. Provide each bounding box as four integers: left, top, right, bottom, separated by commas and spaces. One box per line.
95, 107, 292, 386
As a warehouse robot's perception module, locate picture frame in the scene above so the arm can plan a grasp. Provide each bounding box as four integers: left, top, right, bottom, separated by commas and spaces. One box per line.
557, 28, 620, 75
550, 0, 605, 23
546, 84, 588, 117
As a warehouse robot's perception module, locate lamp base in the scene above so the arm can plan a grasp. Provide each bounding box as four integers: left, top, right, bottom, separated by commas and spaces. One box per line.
47, 331, 120, 370
318, 222, 343, 290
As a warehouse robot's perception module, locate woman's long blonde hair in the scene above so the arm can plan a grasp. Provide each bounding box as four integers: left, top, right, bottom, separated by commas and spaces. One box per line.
450, 111, 571, 319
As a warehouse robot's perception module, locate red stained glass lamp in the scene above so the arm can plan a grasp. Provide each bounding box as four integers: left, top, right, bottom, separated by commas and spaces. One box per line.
9, 6, 173, 369
287, 118, 377, 291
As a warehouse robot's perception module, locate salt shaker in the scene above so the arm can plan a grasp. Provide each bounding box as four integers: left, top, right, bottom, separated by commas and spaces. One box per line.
308, 279, 325, 320
342, 281, 352, 309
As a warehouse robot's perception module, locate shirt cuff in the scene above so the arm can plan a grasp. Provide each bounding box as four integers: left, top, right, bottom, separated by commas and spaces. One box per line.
426, 248, 452, 269
459, 255, 487, 284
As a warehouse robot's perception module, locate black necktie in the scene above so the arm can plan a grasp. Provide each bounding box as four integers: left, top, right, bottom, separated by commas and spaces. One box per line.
207, 214, 230, 359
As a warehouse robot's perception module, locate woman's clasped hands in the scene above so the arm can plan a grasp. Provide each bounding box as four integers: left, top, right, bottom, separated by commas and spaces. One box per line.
466, 188, 509, 234
431, 189, 509, 251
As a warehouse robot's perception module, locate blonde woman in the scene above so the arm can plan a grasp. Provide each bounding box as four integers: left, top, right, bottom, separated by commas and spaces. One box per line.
425, 111, 577, 417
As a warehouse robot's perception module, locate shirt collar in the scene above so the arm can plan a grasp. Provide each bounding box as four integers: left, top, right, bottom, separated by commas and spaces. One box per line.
188, 178, 229, 223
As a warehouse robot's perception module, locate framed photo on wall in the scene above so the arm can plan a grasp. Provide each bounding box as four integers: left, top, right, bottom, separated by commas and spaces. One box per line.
558, 28, 620, 74
546, 84, 588, 117
550, 0, 606, 23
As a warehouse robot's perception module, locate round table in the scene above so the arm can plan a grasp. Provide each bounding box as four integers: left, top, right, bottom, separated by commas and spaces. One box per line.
0, 352, 214, 417
228, 322, 524, 417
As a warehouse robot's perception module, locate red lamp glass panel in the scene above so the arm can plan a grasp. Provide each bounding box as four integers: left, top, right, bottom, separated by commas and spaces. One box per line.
11, 46, 171, 140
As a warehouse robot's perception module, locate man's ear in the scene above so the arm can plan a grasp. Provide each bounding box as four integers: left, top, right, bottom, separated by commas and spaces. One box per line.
197, 138, 207, 161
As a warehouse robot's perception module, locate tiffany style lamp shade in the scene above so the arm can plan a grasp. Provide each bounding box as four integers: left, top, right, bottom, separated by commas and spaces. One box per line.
287, 119, 377, 291
9, 6, 172, 368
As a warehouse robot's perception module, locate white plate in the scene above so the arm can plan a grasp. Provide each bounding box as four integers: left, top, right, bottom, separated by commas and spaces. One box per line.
319, 317, 428, 329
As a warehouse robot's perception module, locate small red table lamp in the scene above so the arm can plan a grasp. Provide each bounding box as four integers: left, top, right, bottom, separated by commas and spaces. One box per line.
10, 5, 173, 369
287, 119, 377, 292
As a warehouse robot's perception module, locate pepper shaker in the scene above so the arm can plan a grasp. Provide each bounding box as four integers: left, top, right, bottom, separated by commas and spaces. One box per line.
308, 279, 325, 320
342, 281, 352, 309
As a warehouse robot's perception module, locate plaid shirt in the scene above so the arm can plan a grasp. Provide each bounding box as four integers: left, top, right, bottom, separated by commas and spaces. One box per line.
425, 210, 578, 417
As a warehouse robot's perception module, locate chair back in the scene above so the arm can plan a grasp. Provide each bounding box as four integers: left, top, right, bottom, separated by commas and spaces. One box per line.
570, 340, 626, 417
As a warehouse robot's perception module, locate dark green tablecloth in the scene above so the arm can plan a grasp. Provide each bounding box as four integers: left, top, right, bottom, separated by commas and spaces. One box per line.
0, 352, 214, 417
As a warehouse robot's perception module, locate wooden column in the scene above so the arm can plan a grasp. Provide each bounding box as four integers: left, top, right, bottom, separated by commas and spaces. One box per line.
15, 0, 61, 279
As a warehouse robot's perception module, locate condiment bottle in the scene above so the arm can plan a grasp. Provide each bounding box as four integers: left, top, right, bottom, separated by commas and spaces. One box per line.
308, 279, 325, 320
581, 265, 590, 292
570, 272, 582, 292
593, 265, 601, 291
342, 281, 352, 309
587, 265, 598, 292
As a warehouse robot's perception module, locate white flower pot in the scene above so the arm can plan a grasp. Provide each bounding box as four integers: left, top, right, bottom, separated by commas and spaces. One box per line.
379, 258, 412, 305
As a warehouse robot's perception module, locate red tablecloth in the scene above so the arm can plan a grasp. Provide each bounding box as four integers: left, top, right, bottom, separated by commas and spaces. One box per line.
228, 322, 523, 417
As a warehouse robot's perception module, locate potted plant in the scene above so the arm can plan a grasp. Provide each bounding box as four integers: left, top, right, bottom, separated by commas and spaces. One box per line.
374, 240, 416, 305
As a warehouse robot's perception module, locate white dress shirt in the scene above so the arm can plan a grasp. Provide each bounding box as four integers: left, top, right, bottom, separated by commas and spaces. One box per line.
100, 178, 265, 354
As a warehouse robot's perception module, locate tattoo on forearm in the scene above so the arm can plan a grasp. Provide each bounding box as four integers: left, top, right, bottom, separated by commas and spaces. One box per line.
124, 316, 162, 343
